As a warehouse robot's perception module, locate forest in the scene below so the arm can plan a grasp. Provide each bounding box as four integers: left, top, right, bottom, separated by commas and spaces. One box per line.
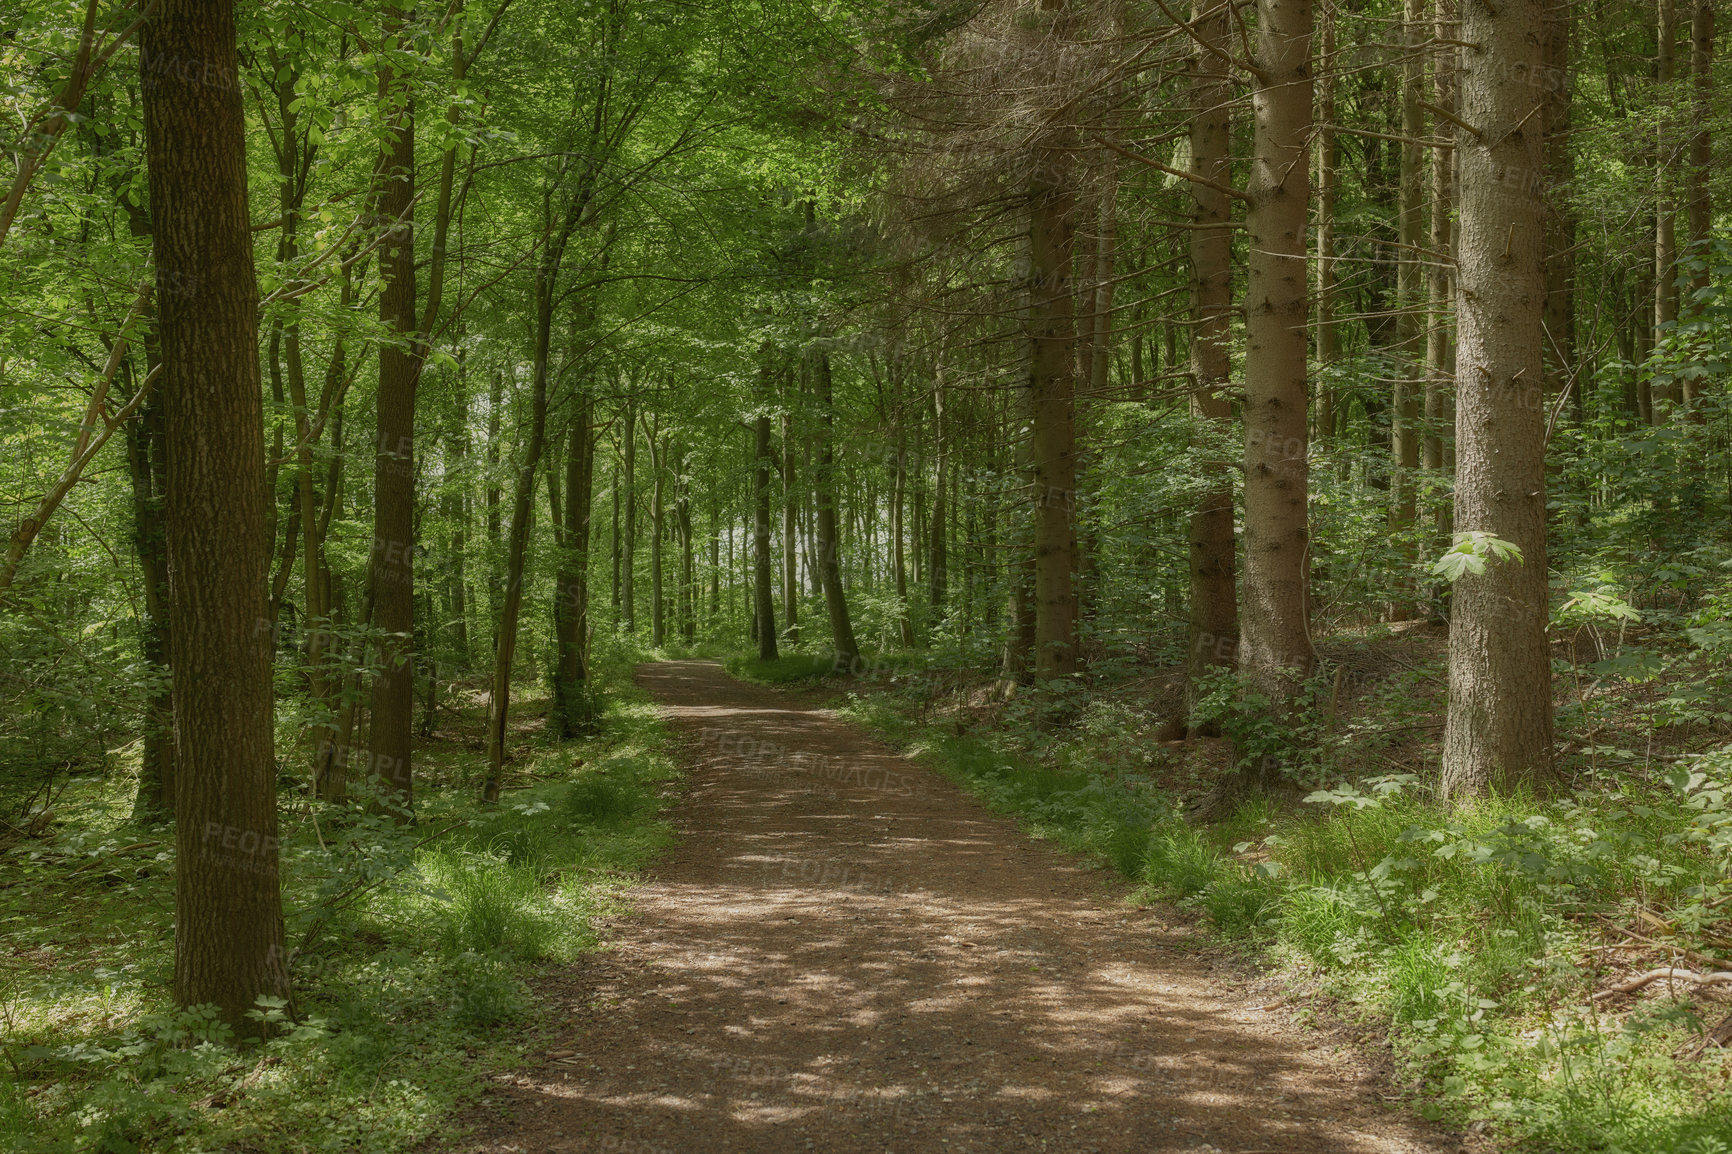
4, 0, 1732, 1148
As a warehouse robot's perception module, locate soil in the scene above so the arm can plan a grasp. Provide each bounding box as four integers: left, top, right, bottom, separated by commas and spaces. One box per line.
440, 659, 1474, 1154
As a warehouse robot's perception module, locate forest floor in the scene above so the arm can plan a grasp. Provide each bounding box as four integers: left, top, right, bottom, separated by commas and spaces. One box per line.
440, 659, 1472, 1154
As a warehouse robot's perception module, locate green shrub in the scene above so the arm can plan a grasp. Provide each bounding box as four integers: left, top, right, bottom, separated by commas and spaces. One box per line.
449, 952, 529, 1028
1143, 824, 1222, 898
425, 851, 557, 959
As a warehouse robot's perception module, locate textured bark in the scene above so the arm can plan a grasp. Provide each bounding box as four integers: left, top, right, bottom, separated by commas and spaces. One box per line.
1184, 0, 1238, 718
1240, 0, 1315, 706
139, 0, 289, 1027
1440, 0, 1555, 799
815, 352, 860, 671
368, 6, 417, 813
753, 411, 779, 661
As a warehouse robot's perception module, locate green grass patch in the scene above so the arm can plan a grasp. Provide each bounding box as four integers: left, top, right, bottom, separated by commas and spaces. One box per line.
840, 671, 1732, 1154
0, 658, 680, 1154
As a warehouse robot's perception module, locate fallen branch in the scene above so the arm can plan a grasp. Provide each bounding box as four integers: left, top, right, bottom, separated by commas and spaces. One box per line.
1592, 967, 1732, 1001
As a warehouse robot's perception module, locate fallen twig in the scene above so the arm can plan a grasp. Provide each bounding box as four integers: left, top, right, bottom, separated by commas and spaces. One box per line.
1593, 967, 1732, 1001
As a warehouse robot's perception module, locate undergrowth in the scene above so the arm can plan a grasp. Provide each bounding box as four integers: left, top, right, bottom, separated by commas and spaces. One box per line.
0, 653, 679, 1154
841, 671, 1732, 1154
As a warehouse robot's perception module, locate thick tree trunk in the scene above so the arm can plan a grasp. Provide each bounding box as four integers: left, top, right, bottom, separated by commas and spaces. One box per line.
139, 0, 288, 1027
1185, 0, 1238, 719
368, 7, 418, 813
1440, 0, 1555, 799
1241, 0, 1315, 708
815, 352, 861, 671
753, 411, 779, 661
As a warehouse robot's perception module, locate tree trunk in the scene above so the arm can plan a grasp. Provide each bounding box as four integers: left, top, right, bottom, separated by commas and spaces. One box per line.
1440, 0, 1555, 799
1028, 77, 1080, 678
552, 395, 595, 737
485, 195, 572, 798
1314, 7, 1338, 441
647, 419, 665, 648
1656, 0, 1680, 416
1241, 0, 1315, 709
815, 352, 860, 671
1389, 0, 1426, 621
125, 362, 173, 821
1185, 0, 1239, 719
1427, 1, 1457, 539
678, 485, 695, 645
1685, 0, 1714, 316
623, 398, 637, 634
927, 358, 949, 621
782, 408, 800, 645
139, 0, 288, 1027
753, 411, 779, 661
368, 7, 418, 812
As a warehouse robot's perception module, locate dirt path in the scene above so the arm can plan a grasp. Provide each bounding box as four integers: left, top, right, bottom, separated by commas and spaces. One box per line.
448, 660, 1467, 1154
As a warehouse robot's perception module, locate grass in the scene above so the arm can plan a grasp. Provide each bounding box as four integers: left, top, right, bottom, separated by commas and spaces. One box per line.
839, 662, 1732, 1154
0, 654, 679, 1154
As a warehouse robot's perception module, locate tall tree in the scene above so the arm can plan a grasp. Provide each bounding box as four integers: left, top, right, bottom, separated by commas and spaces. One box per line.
1440, 0, 1555, 798
814, 351, 861, 671
367, 4, 419, 812
752, 405, 779, 661
1239, 0, 1315, 710
139, 0, 288, 1027
1184, 0, 1238, 718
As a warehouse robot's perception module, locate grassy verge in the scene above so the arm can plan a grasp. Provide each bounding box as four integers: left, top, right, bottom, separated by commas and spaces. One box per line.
0, 656, 679, 1154
836, 670, 1732, 1154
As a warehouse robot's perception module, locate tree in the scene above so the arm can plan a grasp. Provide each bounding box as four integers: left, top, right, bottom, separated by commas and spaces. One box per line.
1440, 0, 1555, 799
1239, 0, 1315, 710
139, 0, 288, 1028
1184, 0, 1239, 719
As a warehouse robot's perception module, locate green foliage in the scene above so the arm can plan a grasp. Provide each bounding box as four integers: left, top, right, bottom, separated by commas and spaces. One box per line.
1430, 531, 1525, 582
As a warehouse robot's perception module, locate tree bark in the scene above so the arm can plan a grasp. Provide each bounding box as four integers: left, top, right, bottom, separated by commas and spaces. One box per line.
753, 409, 779, 661
1440, 0, 1555, 799
1028, 81, 1080, 678
140, 0, 288, 1027
1314, 4, 1338, 441
552, 397, 595, 737
1240, 0, 1315, 707
1389, 0, 1426, 621
815, 351, 861, 671
781, 407, 800, 646
1185, 0, 1238, 719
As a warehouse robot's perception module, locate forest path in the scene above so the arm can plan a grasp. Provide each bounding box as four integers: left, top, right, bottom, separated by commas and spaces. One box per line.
448, 660, 1466, 1154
